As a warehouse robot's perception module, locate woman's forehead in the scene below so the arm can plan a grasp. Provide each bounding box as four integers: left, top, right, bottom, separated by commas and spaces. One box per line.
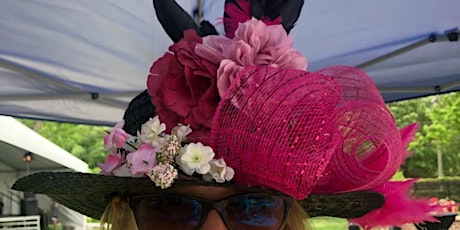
127, 185, 242, 199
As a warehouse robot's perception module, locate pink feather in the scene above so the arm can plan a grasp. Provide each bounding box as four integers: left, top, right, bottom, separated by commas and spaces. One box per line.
224, 0, 251, 38
349, 179, 441, 229
223, 0, 281, 38
400, 122, 419, 159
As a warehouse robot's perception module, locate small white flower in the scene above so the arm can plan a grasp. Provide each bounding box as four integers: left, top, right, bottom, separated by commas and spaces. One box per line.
151, 136, 167, 148
171, 124, 192, 142
139, 116, 166, 146
138, 130, 166, 149
176, 143, 215, 175
203, 158, 235, 182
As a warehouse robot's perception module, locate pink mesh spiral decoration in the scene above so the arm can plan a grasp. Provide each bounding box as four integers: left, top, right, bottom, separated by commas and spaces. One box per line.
211, 65, 404, 199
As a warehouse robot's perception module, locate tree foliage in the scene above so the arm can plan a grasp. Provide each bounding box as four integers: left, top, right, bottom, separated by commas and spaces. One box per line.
388, 92, 460, 178
19, 119, 109, 172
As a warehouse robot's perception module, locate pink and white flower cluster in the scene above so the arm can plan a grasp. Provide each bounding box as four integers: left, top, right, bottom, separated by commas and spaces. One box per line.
98, 116, 234, 189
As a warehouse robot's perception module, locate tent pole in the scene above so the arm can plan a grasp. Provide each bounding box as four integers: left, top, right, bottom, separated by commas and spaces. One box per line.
378, 87, 435, 93
442, 79, 460, 91
378, 78, 460, 94
0, 58, 81, 92
0, 58, 130, 109
195, 0, 202, 23
356, 35, 450, 69
0, 91, 141, 102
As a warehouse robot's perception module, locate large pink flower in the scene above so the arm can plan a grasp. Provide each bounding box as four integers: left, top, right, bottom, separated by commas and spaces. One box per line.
104, 120, 129, 150
148, 30, 219, 144
196, 18, 308, 97
126, 144, 158, 177
98, 152, 124, 175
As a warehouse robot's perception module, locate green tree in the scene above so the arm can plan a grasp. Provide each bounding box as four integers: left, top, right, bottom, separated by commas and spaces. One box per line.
388, 96, 435, 177
421, 93, 460, 177
388, 92, 460, 178
19, 119, 109, 172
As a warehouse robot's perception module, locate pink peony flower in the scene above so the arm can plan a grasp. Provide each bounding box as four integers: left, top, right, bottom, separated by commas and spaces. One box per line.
104, 120, 129, 150
126, 144, 158, 177
196, 18, 307, 97
147, 30, 220, 144
216, 60, 245, 97
98, 152, 124, 175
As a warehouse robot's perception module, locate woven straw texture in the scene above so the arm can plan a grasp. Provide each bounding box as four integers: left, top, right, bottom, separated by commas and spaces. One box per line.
12, 172, 384, 219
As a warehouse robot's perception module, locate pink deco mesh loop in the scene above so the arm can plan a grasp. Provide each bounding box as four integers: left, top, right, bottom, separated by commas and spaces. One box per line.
313, 66, 404, 194
211, 66, 342, 199
211, 65, 405, 199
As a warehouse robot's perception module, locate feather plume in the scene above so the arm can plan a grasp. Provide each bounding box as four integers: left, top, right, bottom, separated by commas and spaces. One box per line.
400, 122, 419, 159
224, 0, 252, 38
278, 0, 304, 33
350, 179, 440, 230
199, 20, 218, 37
224, 0, 304, 38
152, 0, 217, 42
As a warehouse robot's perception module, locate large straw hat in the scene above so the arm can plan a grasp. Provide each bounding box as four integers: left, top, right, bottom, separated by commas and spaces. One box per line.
14, 1, 436, 228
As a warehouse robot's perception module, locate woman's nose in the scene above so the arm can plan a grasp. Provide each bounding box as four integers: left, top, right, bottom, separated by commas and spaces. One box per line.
200, 210, 228, 230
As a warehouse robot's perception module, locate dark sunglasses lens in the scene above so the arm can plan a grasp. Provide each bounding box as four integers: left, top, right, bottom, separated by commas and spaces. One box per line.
224, 194, 286, 230
136, 196, 203, 230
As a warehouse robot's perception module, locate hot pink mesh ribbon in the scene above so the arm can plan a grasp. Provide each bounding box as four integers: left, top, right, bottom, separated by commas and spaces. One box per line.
211, 65, 404, 200
312, 66, 404, 194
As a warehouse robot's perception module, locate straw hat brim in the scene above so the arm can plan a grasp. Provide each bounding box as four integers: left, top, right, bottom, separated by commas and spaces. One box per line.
12, 172, 384, 220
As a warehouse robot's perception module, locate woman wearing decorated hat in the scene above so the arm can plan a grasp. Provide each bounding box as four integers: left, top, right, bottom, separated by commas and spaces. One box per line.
13, 0, 438, 229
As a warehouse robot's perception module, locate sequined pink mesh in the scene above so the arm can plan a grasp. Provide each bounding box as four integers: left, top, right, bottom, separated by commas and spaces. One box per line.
312, 66, 403, 194
210, 65, 403, 199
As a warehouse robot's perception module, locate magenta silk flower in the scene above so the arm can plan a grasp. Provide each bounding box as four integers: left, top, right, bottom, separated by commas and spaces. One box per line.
148, 30, 219, 144
104, 120, 129, 150
126, 144, 158, 177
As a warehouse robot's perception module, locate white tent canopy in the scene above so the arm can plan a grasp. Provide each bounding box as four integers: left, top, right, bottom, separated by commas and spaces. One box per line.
1, 0, 459, 126
0, 116, 89, 173
0, 115, 88, 229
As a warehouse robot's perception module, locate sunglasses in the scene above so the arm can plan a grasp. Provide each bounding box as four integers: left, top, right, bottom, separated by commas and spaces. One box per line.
127, 192, 293, 230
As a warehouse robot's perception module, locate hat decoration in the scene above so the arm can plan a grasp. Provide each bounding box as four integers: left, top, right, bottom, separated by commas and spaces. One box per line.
99, 116, 235, 189
12, 0, 440, 228
146, 0, 439, 228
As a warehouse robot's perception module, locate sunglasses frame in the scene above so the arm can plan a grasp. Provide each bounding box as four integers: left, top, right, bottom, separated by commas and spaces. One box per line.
127, 192, 293, 230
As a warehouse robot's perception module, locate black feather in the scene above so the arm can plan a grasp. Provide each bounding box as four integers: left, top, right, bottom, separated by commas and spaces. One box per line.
199, 21, 219, 37
152, 0, 199, 42
153, 0, 218, 41
249, 0, 264, 19
279, 0, 304, 33
249, 0, 304, 34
